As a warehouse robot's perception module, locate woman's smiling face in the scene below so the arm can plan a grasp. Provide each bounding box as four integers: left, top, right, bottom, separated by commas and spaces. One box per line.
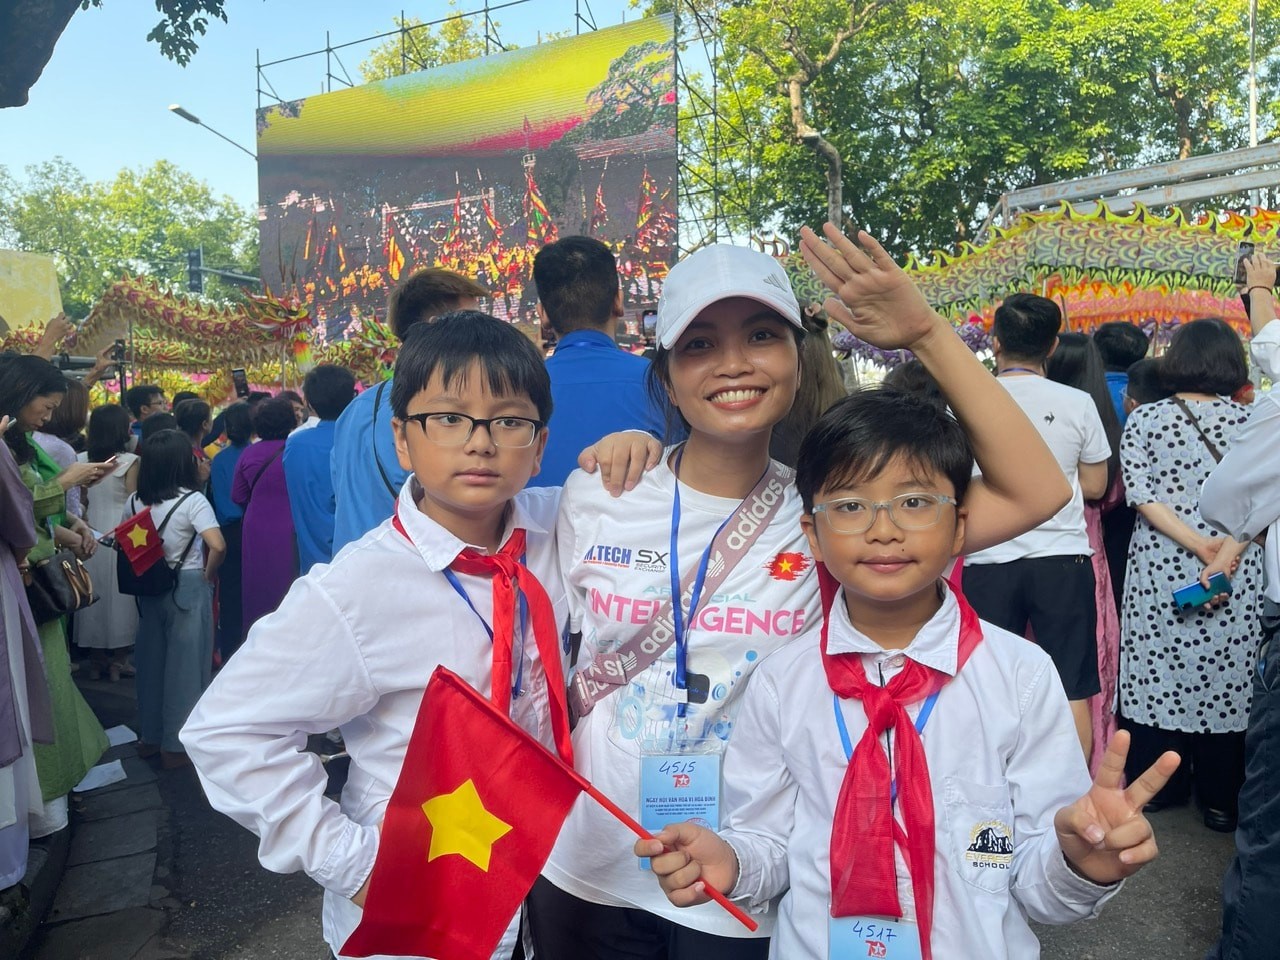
665, 297, 800, 441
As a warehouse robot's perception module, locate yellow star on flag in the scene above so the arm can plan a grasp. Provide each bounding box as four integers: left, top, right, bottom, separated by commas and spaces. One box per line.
421, 779, 512, 872
126, 524, 150, 549
778, 558, 793, 573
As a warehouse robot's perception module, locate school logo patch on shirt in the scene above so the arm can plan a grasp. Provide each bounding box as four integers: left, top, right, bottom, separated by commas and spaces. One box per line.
764, 551, 811, 582
965, 820, 1014, 870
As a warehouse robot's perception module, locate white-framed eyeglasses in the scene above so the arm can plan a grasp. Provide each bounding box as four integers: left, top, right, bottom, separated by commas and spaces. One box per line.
812, 492, 958, 535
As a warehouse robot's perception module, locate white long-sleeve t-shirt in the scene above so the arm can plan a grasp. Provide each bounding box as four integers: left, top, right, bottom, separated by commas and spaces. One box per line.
181, 479, 567, 960
719, 587, 1120, 960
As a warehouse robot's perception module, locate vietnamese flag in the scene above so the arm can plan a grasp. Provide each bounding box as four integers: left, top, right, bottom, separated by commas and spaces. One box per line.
113, 508, 164, 575
340, 667, 585, 960
764, 551, 812, 582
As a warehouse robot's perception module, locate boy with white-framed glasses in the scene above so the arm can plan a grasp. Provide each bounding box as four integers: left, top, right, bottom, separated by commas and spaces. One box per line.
634, 387, 1179, 960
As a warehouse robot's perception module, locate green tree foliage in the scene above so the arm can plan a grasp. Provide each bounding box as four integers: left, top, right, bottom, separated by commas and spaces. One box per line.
84, 0, 229, 66
674, 0, 1280, 258
0, 158, 257, 316
358, 3, 490, 82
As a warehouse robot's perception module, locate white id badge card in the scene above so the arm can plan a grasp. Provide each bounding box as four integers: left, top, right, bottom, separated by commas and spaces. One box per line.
828, 915, 922, 959
638, 738, 722, 870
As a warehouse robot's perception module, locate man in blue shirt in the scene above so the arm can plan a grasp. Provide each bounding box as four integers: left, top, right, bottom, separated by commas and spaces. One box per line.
1092, 321, 1149, 426
124, 384, 168, 439
284, 364, 357, 573
527, 235, 668, 487
330, 268, 487, 553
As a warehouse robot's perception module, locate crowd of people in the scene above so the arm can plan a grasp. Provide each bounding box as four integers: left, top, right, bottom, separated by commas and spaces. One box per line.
0, 228, 1278, 960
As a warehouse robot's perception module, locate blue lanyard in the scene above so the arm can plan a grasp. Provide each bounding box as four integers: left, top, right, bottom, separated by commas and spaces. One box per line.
442, 563, 528, 700
833, 688, 939, 805
668, 447, 756, 718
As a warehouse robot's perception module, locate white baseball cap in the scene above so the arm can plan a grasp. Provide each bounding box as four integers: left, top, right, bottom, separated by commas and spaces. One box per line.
655, 244, 803, 349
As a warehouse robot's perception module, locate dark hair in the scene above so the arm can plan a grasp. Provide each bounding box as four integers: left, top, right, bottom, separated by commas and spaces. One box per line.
252, 396, 298, 441
136, 429, 199, 504
0, 354, 69, 465
1160, 318, 1248, 396
174, 398, 211, 440
1046, 332, 1122, 488
646, 321, 805, 441
86, 403, 133, 462
1092, 322, 1149, 371
796, 388, 973, 514
882, 359, 946, 412
124, 384, 164, 419
388, 268, 489, 342
43, 376, 89, 442
992, 293, 1062, 362
247, 390, 272, 405
1125, 358, 1171, 406
533, 236, 620, 335
303, 364, 357, 420
138, 412, 178, 444
171, 391, 199, 408
222, 401, 254, 446
390, 310, 552, 422
278, 389, 304, 407
769, 317, 845, 468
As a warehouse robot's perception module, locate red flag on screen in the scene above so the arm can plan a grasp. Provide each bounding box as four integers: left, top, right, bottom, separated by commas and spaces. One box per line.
112, 509, 164, 575
340, 667, 586, 960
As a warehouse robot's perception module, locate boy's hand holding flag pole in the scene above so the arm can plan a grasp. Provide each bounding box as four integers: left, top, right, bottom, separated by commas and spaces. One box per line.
340, 666, 755, 960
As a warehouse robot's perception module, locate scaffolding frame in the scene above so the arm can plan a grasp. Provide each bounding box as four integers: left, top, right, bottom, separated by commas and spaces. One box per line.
673, 0, 760, 252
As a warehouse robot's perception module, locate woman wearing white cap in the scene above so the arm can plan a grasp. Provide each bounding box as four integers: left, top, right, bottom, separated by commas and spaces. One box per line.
528, 224, 1072, 958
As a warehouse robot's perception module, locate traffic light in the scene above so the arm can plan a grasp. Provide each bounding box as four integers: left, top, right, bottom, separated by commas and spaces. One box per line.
187, 248, 204, 294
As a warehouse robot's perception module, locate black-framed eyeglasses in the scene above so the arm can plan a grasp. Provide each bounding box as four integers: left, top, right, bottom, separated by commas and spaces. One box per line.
402, 411, 544, 448
812, 492, 958, 535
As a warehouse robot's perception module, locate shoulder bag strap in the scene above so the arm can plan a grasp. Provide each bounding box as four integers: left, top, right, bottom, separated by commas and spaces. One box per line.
372, 381, 398, 498
567, 460, 794, 722
1171, 397, 1224, 463
246, 447, 284, 500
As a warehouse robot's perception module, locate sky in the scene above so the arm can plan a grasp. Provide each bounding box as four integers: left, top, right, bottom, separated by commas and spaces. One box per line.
0, 0, 634, 213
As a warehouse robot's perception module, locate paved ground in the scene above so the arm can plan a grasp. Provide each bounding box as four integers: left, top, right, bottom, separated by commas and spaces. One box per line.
21, 672, 1240, 960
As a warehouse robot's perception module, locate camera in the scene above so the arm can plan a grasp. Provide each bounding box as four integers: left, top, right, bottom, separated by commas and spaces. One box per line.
110, 339, 126, 363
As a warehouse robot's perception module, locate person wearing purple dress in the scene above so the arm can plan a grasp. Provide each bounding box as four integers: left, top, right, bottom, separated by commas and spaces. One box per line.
231, 398, 298, 636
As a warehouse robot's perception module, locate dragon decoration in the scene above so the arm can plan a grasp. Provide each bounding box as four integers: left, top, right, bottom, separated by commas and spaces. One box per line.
0, 277, 398, 389
785, 202, 1279, 366
5, 201, 1276, 384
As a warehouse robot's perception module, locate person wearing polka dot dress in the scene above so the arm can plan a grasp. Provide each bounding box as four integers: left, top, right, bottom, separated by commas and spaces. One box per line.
1118, 318, 1263, 832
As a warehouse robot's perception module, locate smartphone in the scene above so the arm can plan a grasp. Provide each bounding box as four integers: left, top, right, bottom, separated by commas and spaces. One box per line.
231, 367, 250, 399
1172, 572, 1232, 610
1234, 241, 1256, 285
110, 339, 126, 363
641, 309, 658, 337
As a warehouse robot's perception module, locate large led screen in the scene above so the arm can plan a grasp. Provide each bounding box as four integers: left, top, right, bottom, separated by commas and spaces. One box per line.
256, 15, 676, 340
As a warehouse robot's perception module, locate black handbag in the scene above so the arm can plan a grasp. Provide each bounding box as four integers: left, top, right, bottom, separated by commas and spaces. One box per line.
116, 491, 199, 597
25, 549, 98, 625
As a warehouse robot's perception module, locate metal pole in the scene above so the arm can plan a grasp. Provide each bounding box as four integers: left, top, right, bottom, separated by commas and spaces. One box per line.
1250, 0, 1260, 209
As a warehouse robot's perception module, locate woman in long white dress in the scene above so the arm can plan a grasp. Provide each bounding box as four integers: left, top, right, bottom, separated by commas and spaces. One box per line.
75, 404, 140, 680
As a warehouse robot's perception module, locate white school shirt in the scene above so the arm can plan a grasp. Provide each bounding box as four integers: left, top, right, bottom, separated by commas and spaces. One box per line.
721, 586, 1120, 960
180, 478, 567, 960
966, 375, 1110, 564
542, 451, 821, 937
123, 489, 219, 571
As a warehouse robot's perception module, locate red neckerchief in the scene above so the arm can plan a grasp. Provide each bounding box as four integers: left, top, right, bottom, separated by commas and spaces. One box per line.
392, 503, 574, 766
818, 563, 983, 960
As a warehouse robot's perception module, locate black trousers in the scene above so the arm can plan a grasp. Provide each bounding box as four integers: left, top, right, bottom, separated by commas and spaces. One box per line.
1101, 503, 1136, 614
1207, 600, 1280, 959
216, 520, 244, 663
1120, 715, 1246, 814
526, 876, 769, 960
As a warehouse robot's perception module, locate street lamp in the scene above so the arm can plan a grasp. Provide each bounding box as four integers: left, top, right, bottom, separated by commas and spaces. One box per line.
167, 103, 257, 160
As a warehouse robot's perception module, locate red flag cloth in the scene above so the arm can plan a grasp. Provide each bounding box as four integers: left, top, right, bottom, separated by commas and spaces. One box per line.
340, 666, 587, 960
112, 508, 164, 575
818, 563, 984, 960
